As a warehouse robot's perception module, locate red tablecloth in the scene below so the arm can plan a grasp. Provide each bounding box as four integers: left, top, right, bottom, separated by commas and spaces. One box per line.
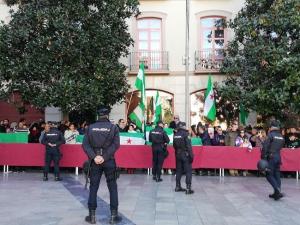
0, 144, 299, 171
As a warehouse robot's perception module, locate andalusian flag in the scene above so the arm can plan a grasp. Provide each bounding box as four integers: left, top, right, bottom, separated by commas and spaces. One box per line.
239, 104, 249, 126
203, 76, 216, 121
129, 63, 146, 131
152, 91, 162, 124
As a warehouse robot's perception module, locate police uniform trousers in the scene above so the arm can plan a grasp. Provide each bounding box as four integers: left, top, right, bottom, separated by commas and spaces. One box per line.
44, 148, 60, 175
88, 159, 118, 211
176, 152, 192, 185
266, 153, 281, 192
152, 148, 165, 178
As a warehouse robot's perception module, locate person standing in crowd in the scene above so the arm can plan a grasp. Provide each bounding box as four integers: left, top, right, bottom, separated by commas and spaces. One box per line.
261, 120, 285, 200
0, 119, 10, 133
235, 129, 252, 176
285, 129, 300, 149
255, 129, 267, 148
28, 124, 41, 143
149, 120, 170, 182
169, 115, 180, 130
117, 119, 128, 132
173, 122, 194, 194
214, 126, 225, 146
128, 123, 137, 133
39, 123, 51, 143
78, 121, 87, 135
82, 106, 121, 224
41, 122, 65, 181
225, 121, 239, 176
64, 123, 79, 144
249, 127, 258, 147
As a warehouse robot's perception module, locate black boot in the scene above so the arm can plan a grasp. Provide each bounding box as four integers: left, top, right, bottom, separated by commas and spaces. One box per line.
185, 184, 194, 195
152, 175, 156, 181
109, 209, 122, 224
85, 209, 96, 224
43, 173, 48, 181
156, 176, 163, 182
54, 175, 62, 181
175, 183, 186, 192
269, 193, 276, 198
273, 189, 283, 201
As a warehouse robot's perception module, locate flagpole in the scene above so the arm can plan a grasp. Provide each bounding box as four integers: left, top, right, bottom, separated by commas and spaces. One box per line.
125, 90, 134, 120
185, 0, 190, 127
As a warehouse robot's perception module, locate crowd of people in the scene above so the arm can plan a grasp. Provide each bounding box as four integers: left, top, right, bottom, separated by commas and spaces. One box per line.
1, 116, 299, 177
1, 116, 299, 150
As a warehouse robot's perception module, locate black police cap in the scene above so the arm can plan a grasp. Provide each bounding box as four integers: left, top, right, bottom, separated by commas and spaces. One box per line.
177, 122, 187, 130
97, 106, 111, 116
270, 120, 280, 128
157, 120, 163, 125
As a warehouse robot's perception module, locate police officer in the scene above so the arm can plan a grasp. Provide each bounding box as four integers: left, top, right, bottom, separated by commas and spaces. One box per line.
173, 122, 194, 194
82, 106, 121, 224
261, 120, 285, 200
41, 122, 65, 181
149, 120, 170, 182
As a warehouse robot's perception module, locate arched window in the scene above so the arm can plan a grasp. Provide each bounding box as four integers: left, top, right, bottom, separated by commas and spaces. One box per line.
126, 89, 174, 125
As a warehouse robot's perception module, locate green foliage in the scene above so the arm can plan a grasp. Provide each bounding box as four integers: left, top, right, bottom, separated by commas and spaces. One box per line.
0, 0, 139, 113
219, 0, 300, 122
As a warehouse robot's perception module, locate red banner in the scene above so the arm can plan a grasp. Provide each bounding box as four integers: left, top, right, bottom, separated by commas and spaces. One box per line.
0, 144, 299, 171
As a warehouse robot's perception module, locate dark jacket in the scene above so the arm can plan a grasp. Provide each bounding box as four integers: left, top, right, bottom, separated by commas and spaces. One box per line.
261, 130, 285, 159
82, 118, 120, 161
41, 128, 65, 151
149, 126, 170, 150
214, 133, 226, 146
173, 128, 194, 159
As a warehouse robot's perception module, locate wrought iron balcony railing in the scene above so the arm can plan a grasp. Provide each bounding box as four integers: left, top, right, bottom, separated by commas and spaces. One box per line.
129, 51, 169, 71
194, 49, 224, 71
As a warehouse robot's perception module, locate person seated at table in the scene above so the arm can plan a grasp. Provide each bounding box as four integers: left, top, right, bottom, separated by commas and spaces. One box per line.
28, 124, 41, 143
64, 123, 79, 144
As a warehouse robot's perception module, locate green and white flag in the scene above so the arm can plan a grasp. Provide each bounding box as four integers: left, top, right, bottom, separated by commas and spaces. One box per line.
152, 91, 162, 125
120, 132, 145, 145
129, 63, 146, 131
203, 75, 216, 121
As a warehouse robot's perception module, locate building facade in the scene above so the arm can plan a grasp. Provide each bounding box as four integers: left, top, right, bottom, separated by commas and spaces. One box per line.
0, 0, 246, 125
111, 0, 245, 126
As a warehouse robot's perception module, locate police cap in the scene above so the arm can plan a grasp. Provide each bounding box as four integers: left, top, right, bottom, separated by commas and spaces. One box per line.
270, 120, 280, 128
157, 120, 164, 125
97, 106, 111, 116
177, 122, 187, 130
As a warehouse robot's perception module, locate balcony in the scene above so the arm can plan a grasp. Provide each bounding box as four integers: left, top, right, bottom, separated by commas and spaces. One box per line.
194, 49, 224, 73
129, 51, 169, 74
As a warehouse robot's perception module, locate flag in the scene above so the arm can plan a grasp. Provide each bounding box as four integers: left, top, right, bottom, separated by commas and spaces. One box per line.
203, 75, 216, 121
129, 63, 146, 131
152, 91, 162, 125
239, 104, 249, 126
119, 132, 145, 145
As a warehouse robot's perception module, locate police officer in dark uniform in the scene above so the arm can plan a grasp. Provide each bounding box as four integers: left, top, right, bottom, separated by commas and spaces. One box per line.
149, 120, 170, 182
261, 120, 285, 200
173, 122, 194, 194
82, 106, 121, 224
41, 122, 65, 181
